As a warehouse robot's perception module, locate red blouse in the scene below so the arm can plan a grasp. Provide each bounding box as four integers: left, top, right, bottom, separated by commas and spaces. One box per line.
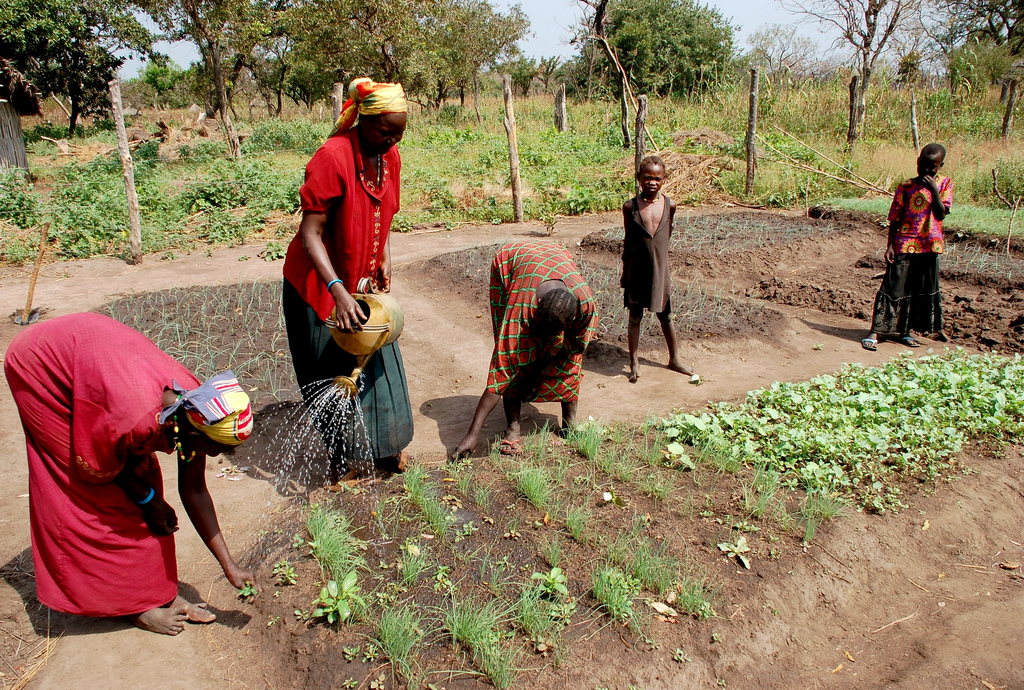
283, 129, 402, 321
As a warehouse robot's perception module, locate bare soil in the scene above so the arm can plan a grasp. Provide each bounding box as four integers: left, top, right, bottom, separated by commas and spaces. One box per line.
0, 209, 1021, 690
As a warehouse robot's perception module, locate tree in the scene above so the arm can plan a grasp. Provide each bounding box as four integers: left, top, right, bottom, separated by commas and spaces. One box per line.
0, 0, 152, 135
142, 57, 186, 106
536, 56, 562, 92
604, 0, 735, 97
783, 0, 920, 150
500, 56, 538, 96
138, 0, 262, 158
747, 23, 819, 87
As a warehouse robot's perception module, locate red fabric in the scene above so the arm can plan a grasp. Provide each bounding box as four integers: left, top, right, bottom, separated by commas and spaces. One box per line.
283, 130, 402, 320
3, 313, 198, 617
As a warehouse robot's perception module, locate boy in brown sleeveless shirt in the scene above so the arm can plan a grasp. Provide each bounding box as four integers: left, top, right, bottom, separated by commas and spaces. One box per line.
621, 156, 694, 383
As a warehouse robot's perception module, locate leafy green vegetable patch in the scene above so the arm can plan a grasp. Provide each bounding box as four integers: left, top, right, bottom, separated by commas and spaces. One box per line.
661, 351, 1024, 512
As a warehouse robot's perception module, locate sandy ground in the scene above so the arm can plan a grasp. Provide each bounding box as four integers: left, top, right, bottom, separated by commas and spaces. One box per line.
0, 212, 1020, 689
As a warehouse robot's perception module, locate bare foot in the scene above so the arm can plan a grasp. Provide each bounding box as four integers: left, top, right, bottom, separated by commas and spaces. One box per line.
628, 359, 640, 383
667, 359, 694, 376
173, 596, 216, 624
130, 603, 189, 635
503, 421, 522, 444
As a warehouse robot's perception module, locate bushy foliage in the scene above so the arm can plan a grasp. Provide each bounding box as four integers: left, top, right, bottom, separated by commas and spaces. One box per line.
242, 119, 331, 155
662, 351, 1024, 512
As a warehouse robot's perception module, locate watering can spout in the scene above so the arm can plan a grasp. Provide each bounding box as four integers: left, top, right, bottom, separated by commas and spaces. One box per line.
333, 375, 360, 398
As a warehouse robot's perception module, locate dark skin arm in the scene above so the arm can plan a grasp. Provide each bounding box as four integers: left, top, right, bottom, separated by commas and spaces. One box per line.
376, 234, 392, 293
620, 200, 632, 288
114, 459, 178, 536
178, 446, 253, 589
299, 211, 366, 332
918, 175, 947, 221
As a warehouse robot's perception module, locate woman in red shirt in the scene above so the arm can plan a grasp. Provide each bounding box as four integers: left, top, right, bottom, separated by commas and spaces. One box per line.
282, 78, 413, 480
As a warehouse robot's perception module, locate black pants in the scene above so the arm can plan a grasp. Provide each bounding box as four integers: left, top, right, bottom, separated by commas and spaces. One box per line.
282, 280, 413, 467
870, 253, 942, 336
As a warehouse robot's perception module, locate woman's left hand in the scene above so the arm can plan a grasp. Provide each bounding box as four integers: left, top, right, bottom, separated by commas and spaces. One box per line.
376, 257, 392, 293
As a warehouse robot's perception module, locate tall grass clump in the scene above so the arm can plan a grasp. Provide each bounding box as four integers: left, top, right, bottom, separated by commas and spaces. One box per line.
374, 604, 426, 680
591, 566, 640, 623
403, 461, 455, 538
305, 502, 366, 580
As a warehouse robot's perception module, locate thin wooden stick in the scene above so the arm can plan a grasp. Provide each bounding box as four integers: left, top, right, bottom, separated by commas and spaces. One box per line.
870, 606, 919, 634
757, 136, 883, 194
771, 125, 888, 194
20, 223, 49, 324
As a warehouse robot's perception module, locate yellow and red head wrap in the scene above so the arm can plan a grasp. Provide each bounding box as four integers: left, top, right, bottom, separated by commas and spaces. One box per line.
333, 77, 407, 136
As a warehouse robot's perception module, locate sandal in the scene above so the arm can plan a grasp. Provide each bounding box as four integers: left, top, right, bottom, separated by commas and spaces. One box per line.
499, 438, 524, 456
899, 336, 921, 348
861, 337, 878, 351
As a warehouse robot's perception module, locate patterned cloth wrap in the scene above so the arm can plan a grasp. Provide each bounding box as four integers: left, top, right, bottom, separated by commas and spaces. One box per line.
486, 241, 598, 402
159, 371, 253, 447
888, 176, 954, 254
332, 77, 407, 135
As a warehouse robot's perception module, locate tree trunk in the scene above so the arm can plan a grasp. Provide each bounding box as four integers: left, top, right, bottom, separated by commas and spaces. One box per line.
620, 78, 631, 149
459, 86, 465, 107
745, 67, 759, 196
846, 75, 859, 153
554, 84, 568, 132
502, 75, 523, 224
473, 72, 482, 123
1003, 80, 1019, 142
634, 94, 647, 196
855, 67, 871, 142
108, 78, 143, 265
208, 41, 241, 160
586, 44, 595, 101
910, 87, 920, 152
1001, 81, 1010, 104
331, 82, 344, 122
68, 96, 81, 137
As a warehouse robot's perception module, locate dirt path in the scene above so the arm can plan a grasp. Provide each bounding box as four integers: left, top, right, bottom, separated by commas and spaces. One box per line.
0, 211, 1020, 689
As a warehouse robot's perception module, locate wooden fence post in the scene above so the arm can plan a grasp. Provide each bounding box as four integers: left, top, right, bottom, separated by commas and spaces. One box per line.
503, 76, 524, 224
331, 82, 345, 123
108, 78, 143, 265
17, 223, 49, 325
1003, 80, 1019, 143
745, 67, 759, 196
554, 84, 568, 132
846, 75, 859, 153
619, 79, 631, 149
910, 87, 920, 152
634, 94, 647, 196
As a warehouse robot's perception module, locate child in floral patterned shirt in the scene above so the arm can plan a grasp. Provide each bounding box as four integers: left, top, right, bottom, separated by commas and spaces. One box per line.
863, 143, 953, 350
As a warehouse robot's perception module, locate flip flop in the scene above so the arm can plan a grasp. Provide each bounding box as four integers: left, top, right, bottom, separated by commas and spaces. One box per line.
899, 336, 921, 348
499, 438, 524, 456
861, 337, 878, 351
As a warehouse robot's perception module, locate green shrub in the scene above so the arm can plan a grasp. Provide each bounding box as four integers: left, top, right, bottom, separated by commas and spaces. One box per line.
242, 119, 330, 155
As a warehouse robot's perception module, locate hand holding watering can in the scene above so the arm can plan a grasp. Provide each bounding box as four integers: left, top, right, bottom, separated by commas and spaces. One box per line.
326, 278, 404, 397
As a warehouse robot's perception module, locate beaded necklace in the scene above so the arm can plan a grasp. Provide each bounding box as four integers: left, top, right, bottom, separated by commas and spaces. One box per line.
172, 411, 196, 463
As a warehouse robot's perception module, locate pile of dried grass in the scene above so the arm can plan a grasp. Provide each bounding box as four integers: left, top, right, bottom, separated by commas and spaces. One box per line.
672, 128, 735, 149
620, 150, 735, 203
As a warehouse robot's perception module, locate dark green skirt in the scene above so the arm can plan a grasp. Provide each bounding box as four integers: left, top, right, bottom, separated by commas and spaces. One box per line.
282, 280, 413, 464
870, 253, 943, 336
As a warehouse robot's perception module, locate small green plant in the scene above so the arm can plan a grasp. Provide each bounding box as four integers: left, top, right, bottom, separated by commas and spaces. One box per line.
260, 241, 286, 261
273, 559, 298, 586
565, 422, 604, 460
398, 540, 429, 586
718, 537, 751, 569
800, 490, 849, 542
673, 648, 691, 663
374, 604, 426, 679
311, 571, 364, 627
639, 472, 673, 500
342, 645, 360, 662
514, 464, 553, 509
237, 581, 258, 599
443, 596, 518, 689
565, 504, 592, 543
591, 566, 640, 623
306, 503, 366, 580
473, 483, 493, 508
515, 585, 557, 642
540, 535, 563, 567
531, 567, 569, 598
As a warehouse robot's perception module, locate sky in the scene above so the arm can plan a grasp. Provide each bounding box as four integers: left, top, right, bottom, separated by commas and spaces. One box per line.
122, 0, 835, 78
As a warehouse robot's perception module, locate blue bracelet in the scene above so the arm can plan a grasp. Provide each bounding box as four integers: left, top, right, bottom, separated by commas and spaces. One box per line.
136, 486, 155, 506
326, 279, 343, 292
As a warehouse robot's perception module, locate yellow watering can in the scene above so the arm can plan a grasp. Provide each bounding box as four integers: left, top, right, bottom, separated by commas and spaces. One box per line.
327, 291, 404, 397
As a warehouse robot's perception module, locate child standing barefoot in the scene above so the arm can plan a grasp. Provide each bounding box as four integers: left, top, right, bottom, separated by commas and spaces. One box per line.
863, 143, 953, 351
621, 156, 693, 383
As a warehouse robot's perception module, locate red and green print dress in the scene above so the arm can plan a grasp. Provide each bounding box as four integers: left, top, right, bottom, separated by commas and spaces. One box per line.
486, 241, 598, 402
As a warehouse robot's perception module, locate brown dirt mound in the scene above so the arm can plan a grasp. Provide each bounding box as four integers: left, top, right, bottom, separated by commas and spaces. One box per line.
671, 129, 735, 148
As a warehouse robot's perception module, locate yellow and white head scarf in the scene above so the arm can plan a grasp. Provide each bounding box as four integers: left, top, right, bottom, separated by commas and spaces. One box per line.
159, 371, 254, 447
332, 77, 407, 136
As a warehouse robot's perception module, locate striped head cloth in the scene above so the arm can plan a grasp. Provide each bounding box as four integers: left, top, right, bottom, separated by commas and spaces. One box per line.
159, 371, 254, 446
332, 77, 407, 136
